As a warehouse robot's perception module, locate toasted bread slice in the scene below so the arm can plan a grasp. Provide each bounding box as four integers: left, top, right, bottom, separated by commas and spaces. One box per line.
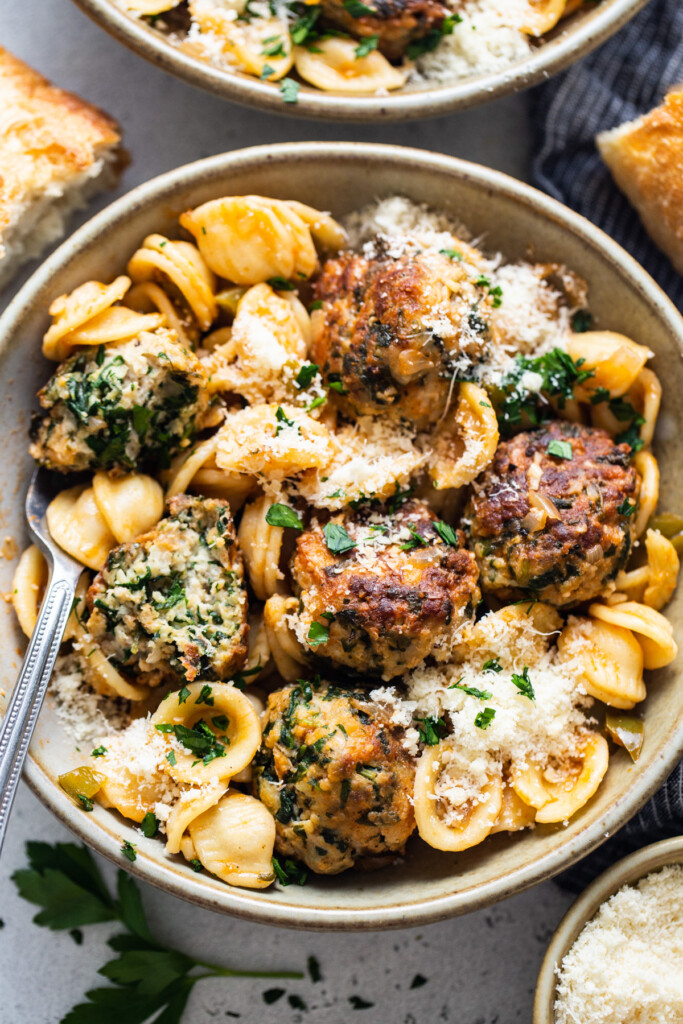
597, 88, 683, 275
0, 47, 124, 289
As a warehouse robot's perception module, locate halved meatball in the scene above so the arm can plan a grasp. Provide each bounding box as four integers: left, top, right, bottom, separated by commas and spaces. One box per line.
311, 248, 495, 430
465, 421, 641, 607
253, 679, 415, 874
87, 495, 248, 685
291, 498, 480, 679
30, 328, 209, 474
319, 0, 451, 61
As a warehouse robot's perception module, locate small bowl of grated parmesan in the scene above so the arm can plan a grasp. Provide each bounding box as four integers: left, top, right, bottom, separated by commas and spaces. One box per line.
534, 836, 683, 1024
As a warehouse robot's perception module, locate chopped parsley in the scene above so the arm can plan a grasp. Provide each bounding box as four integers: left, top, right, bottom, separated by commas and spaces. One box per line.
272, 856, 308, 886
618, 498, 636, 517
511, 666, 535, 701
76, 794, 93, 812
190, 858, 203, 872
165, 750, 176, 766
416, 716, 448, 746
449, 679, 492, 700
406, 14, 461, 58
290, 5, 320, 44
400, 524, 429, 551
571, 309, 593, 333
474, 707, 496, 730
434, 520, 459, 547
439, 248, 463, 260
307, 621, 330, 646
279, 77, 299, 104
120, 841, 136, 862
355, 34, 378, 57
328, 380, 346, 394
266, 503, 304, 530
178, 686, 191, 704
343, 0, 375, 14
494, 348, 594, 437
90, 746, 107, 758
275, 405, 297, 435
547, 438, 573, 460
261, 35, 287, 57
141, 812, 159, 838
195, 684, 214, 706
267, 276, 295, 291
482, 657, 503, 673
295, 362, 319, 389
323, 522, 357, 554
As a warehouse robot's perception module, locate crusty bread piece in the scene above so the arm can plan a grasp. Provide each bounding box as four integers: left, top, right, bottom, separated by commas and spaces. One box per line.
597, 88, 683, 275
0, 47, 124, 289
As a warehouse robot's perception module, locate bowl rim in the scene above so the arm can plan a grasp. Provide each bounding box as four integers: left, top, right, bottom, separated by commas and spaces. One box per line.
532, 835, 683, 1023
70, 0, 651, 122
3, 140, 683, 930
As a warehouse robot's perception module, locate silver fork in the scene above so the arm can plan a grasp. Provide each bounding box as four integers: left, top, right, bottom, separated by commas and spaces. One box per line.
0, 469, 82, 853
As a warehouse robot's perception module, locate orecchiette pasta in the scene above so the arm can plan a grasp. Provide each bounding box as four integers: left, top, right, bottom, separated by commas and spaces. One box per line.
263, 594, 308, 681
294, 38, 407, 94
614, 529, 680, 610
12, 544, 49, 638
151, 683, 261, 785
165, 781, 226, 855
589, 601, 678, 670
42, 277, 137, 361
91, 471, 164, 544
165, 437, 256, 510
633, 450, 660, 538
215, 403, 334, 478
124, 280, 195, 348
533, 733, 609, 824
429, 382, 499, 490
568, 331, 653, 399
489, 783, 537, 835
96, 730, 171, 821
190, 8, 294, 81
127, 234, 217, 331
46, 484, 116, 570
187, 791, 276, 888
558, 617, 646, 709
238, 494, 285, 601
179, 196, 320, 285
414, 744, 503, 852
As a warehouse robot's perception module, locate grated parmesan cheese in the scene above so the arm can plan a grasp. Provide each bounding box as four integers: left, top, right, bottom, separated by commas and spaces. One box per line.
555, 865, 683, 1024
47, 652, 130, 745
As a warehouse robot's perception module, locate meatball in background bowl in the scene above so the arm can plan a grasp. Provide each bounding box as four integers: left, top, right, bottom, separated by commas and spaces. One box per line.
1, 142, 683, 930
69, 0, 649, 121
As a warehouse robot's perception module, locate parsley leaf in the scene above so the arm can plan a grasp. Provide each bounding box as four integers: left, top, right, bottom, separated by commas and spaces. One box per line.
265, 503, 303, 530
279, 77, 299, 103
355, 34, 378, 57
120, 841, 136, 863
141, 813, 158, 839
323, 522, 357, 554
267, 276, 295, 291
295, 362, 319, 389
343, 0, 376, 14
474, 707, 496, 730
547, 438, 573, 460
177, 686, 190, 704
494, 348, 594, 437
482, 657, 503, 673
400, 524, 429, 552
439, 248, 462, 260
195, 684, 214, 706
449, 679, 492, 700
434, 521, 459, 547
511, 666, 535, 701
91, 746, 107, 758
618, 498, 636, 517
272, 856, 308, 886
571, 309, 593, 333
307, 621, 330, 647
416, 716, 448, 746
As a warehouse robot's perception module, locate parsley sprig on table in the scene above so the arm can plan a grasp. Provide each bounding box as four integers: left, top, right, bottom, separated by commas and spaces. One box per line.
12, 842, 302, 1024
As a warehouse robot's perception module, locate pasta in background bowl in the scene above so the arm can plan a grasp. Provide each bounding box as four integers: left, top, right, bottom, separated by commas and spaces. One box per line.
1, 142, 682, 929
69, 0, 649, 120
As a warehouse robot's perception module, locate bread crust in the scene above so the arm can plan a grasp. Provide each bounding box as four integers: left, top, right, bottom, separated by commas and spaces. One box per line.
597, 88, 683, 274
0, 46, 123, 272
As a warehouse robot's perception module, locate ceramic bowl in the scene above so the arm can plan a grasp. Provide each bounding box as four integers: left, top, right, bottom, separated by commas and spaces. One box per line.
1, 142, 682, 930
70, 0, 650, 121
533, 836, 683, 1022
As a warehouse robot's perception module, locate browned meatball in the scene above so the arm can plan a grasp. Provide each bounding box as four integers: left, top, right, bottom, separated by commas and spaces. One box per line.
464, 422, 641, 607
291, 499, 481, 679
253, 679, 416, 874
310, 248, 496, 430
87, 495, 248, 685
319, 0, 451, 61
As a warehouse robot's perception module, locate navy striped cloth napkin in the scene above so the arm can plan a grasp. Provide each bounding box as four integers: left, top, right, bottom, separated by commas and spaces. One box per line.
530, 0, 683, 891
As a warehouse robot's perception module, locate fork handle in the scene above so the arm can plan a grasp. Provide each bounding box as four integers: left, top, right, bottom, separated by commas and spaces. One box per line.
0, 558, 80, 853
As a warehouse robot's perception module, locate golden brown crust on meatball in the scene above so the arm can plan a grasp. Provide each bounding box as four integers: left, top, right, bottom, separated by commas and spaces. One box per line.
291, 499, 481, 679
87, 495, 248, 685
310, 248, 495, 429
319, 0, 451, 61
253, 679, 416, 874
465, 421, 641, 607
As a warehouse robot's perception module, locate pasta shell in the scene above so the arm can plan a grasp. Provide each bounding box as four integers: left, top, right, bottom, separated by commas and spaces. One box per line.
165, 781, 225, 855
92, 471, 164, 544
589, 600, 678, 670
127, 234, 217, 331
238, 494, 285, 600
12, 545, 49, 638
43, 277, 131, 361
429, 382, 499, 490
642, 529, 680, 610
46, 484, 115, 571
294, 38, 407, 94
263, 594, 308, 681
489, 784, 537, 834
192, 11, 294, 81
568, 331, 652, 400
520, 0, 567, 35
633, 450, 660, 539
215, 402, 334, 477
188, 791, 276, 889
414, 744, 502, 852
534, 733, 609, 824
558, 617, 646, 709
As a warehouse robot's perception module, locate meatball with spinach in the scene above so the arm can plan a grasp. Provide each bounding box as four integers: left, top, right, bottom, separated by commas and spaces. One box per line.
310, 247, 496, 430
291, 498, 480, 680
86, 495, 248, 685
319, 0, 451, 61
30, 328, 209, 473
253, 679, 415, 874
464, 421, 641, 607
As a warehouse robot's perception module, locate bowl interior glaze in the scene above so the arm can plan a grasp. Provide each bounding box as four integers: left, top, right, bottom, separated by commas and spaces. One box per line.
70, 0, 651, 121
1, 143, 682, 930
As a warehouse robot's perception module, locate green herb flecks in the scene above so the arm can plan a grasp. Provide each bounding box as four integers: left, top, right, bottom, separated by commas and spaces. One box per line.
511, 666, 535, 701
265, 503, 303, 530
449, 679, 492, 700
416, 716, 448, 746
307, 621, 330, 647
272, 856, 308, 886
355, 34, 378, 57
323, 522, 356, 555
547, 439, 573, 460
474, 707, 496, 730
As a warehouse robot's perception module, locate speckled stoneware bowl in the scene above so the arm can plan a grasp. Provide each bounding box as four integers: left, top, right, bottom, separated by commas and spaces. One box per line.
533, 836, 683, 1022
70, 0, 650, 121
1, 143, 682, 930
